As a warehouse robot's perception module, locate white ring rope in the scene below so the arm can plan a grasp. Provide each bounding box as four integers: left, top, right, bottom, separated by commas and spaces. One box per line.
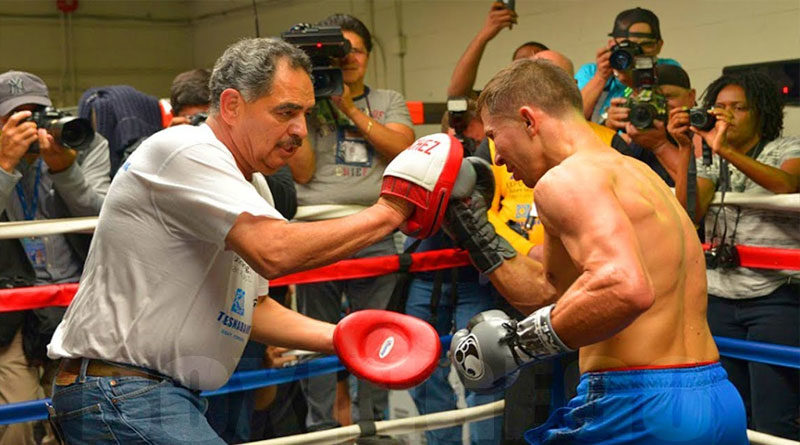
246, 400, 505, 445
1, 193, 796, 240
748, 430, 800, 445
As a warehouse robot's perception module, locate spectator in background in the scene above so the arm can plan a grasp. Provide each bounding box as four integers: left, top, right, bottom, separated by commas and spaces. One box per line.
447, 1, 548, 98
403, 99, 504, 445
0, 70, 110, 445
286, 13, 414, 432
667, 70, 800, 440
612, 64, 700, 187
169, 68, 211, 126
576, 7, 679, 125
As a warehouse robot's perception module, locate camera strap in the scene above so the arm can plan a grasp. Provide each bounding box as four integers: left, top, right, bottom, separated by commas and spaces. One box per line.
14, 159, 43, 221
686, 155, 697, 222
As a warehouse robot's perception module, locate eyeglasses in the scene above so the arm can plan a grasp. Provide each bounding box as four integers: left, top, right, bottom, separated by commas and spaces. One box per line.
615, 37, 659, 50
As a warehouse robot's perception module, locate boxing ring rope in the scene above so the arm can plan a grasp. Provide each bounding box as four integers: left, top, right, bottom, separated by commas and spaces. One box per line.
0, 197, 798, 444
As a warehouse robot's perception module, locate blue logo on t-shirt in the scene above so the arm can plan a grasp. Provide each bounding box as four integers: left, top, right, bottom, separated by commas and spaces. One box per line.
231, 288, 245, 316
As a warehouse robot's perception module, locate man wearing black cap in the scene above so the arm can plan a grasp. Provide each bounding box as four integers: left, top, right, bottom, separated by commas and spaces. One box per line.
576, 7, 680, 125
0, 70, 109, 445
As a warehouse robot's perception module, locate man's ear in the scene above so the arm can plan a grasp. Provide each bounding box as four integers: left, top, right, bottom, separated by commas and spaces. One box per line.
519, 106, 537, 137
655, 39, 664, 55
219, 88, 243, 125
689, 89, 697, 106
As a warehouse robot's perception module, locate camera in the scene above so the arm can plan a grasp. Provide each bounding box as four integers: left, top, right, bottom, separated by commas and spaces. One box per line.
500, 0, 515, 12
188, 112, 208, 126
705, 241, 740, 270
447, 97, 477, 155
689, 107, 716, 131
282, 24, 352, 98
609, 40, 643, 71
23, 107, 94, 153
623, 56, 667, 129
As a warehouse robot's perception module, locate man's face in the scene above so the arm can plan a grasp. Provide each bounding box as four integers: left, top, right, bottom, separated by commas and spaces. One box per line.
232, 60, 314, 175
481, 108, 543, 188
338, 31, 369, 85
0, 103, 39, 125
713, 84, 759, 147
657, 85, 695, 111
615, 22, 662, 57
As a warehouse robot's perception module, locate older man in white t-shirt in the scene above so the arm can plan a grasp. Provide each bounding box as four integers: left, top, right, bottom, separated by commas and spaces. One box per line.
45, 38, 432, 444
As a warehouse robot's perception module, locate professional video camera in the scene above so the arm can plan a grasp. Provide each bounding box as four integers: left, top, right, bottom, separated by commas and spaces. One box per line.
24, 107, 94, 153
281, 24, 352, 98
623, 53, 667, 129
188, 112, 208, 126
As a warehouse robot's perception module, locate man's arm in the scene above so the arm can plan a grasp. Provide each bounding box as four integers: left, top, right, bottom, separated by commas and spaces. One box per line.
49, 133, 111, 216
577, 43, 613, 120
447, 2, 517, 98
226, 197, 409, 279
533, 164, 655, 349
250, 297, 335, 354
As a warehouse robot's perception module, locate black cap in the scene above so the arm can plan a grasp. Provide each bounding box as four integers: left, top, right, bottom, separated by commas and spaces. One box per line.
656, 64, 690, 89
609, 7, 661, 40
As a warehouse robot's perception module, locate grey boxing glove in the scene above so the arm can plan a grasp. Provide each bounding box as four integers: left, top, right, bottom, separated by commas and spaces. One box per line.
445, 157, 516, 274
450, 306, 574, 394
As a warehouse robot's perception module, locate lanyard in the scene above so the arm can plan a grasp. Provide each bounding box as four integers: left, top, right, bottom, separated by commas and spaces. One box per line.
15, 159, 43, 221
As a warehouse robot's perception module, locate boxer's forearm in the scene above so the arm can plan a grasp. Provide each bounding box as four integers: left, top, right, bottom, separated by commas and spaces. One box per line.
488, 255, 557, 315
250, 297, 336, 354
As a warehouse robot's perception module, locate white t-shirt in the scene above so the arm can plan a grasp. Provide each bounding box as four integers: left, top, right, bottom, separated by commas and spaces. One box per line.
48, 124, 282, 390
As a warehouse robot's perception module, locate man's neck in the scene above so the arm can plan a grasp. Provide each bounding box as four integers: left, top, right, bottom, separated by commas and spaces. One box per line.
348, 80, 365, 98
207, 115, 254, 181
542, 115, 599, 167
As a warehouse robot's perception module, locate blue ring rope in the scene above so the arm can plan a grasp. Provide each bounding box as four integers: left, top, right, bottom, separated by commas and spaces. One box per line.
0, 335, 795, 426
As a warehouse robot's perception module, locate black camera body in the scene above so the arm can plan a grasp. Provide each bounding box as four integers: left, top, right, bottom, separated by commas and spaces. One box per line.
689, 107, 716, 131
188, 112, 208, 126
282, 24, 352, 98
705, 242, 740, 270
623, 54, 667, 129
24, 107, 94, 153
609, 40, 644, 71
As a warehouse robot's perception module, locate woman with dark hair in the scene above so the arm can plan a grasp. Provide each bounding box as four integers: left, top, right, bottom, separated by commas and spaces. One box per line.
667, 71, 800, 440
287, 13, 415, 434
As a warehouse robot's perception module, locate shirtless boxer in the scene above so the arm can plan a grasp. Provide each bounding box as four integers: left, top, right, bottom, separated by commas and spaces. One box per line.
447, 59, 748, 444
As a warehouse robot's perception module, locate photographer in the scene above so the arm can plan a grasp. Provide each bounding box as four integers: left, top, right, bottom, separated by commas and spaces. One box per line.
447, 1, 547, 98
667, 71, 799, 440
286, 13, 414, 433
576, 7, 680, 125
612, 64, 699, 187
0, 70, 109, 445
168, 68, 211, 126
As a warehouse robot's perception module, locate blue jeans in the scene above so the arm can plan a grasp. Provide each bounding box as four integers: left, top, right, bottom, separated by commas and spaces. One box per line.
405, 278, 504, 445
708, 282, 800, 440
50, 361, 224, 444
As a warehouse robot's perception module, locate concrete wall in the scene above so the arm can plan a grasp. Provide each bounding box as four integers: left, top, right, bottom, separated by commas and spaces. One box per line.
1, 0, 798, 133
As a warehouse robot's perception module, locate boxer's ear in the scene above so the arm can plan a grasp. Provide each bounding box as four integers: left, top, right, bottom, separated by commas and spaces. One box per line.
519, 106, 537, 137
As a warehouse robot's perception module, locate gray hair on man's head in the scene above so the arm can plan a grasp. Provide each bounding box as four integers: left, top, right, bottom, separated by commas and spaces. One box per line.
478, 58, 583, 118
209, 37, 311, 113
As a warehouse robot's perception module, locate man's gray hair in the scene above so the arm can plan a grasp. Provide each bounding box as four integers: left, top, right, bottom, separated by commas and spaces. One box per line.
209, 37, 311, 113
478, 58, 583, 118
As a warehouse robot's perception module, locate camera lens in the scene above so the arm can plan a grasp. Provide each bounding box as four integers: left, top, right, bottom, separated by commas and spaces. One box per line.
689, 108, 716, 131
53, 117, 94, 149
629, 103, 656, 129
610, 49, 633, 71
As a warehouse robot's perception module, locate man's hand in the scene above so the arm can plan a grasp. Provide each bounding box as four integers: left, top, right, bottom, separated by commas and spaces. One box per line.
330, 84, 357, 117
625, 119, 669, 150
604, 97, 629, 130
479, 2, 517, 42
667, 107, 693, 149
38, 129, 77, 173
450, 310, 531, 393
0, 110, 38, 173
594, 40, 614, 82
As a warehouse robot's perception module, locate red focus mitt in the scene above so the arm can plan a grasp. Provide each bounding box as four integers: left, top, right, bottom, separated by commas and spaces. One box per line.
381, 133, 465, 239
333, 310, 440, 390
